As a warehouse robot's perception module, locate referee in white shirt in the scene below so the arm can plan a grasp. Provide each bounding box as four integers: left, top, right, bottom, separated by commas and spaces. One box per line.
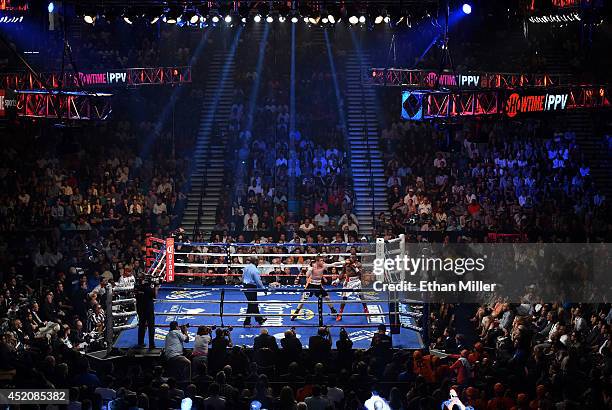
242, 256, 266, 326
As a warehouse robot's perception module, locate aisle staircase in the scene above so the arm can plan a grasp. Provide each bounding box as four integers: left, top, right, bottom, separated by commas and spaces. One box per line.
542, 46, 611, 196
181, 52, 235, 235
566, 112, 612, 196
345, 53, 388, 236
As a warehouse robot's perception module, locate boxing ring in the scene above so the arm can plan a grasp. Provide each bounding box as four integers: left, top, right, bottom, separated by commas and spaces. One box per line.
106, 234, 425, 350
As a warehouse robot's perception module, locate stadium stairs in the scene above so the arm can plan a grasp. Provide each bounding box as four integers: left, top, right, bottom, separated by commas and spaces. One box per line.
345, 53, 388, 236
181, 52, 235, 235
543, 47, 611, 197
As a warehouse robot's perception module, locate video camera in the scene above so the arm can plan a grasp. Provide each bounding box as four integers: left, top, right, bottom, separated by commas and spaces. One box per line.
211, 325, 233, 336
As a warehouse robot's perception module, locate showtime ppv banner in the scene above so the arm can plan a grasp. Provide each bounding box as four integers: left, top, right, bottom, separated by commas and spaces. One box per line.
401, 86, 609, 120
0, 66, 191, 90
370, 68, 569, 89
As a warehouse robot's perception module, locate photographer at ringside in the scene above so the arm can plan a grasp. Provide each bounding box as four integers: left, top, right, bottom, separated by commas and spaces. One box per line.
209, 327, 233, 376
308, 326, 332, 365
163, 321, 191, 382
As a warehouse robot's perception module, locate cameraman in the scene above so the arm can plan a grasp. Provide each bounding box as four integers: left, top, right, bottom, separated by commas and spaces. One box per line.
135, 274, 158, 349
308, 326, 332, 365
209, 327, 233, 376
163, 321, 191, 382
192, 326, 212, 373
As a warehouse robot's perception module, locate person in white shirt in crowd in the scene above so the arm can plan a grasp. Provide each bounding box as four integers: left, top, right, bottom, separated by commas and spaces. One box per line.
118, 267, 136, 288
313, 209, 330, 228
244, 208, 259, 228
299, 218, 316, 235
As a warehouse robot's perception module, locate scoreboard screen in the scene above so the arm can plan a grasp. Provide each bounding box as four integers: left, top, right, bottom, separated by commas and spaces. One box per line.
0, 0, 29, 11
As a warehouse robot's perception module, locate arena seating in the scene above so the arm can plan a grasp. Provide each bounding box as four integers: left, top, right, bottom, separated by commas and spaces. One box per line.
0, 5, 611, 410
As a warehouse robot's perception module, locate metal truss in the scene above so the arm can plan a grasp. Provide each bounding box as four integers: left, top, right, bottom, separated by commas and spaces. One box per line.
402, 86, 610, 120
1, 66, 191, 90
16, 90, 113, 120
370, 68, 571, 89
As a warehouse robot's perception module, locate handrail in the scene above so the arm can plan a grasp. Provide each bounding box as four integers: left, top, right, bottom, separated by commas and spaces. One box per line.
193, 126, 212, 238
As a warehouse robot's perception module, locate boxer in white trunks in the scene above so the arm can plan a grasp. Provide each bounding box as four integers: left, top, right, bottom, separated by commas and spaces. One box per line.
333, 256, 369, 321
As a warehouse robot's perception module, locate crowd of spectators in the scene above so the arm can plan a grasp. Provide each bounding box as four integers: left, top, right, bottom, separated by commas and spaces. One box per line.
0, 10, 611, 410
212, 28, 356, 243
375, 115, 609, 242
0, 18, 204, 408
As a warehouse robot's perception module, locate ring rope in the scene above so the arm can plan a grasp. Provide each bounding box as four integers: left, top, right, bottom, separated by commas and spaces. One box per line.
176, 242, 371, 247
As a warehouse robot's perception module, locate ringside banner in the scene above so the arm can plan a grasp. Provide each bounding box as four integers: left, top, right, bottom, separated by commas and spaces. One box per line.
375, 243, 611, 303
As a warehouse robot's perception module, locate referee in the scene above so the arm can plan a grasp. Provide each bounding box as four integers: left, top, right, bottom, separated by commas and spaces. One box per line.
242, 256, 266, 326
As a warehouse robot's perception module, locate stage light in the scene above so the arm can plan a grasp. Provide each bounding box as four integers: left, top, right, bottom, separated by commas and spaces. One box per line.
303, 17, 309, 23
374, 15, 383, 24
84, 14, 95, 24
384, 16, 391, 23
328, 14, 335, 24
47, 2, 54, 13
254, 14, 261, 22
151, 16, 160, 24
291, 16, 298, 23
349, 15, 359, 25
279, 16, 286, 22
238, 3, 250, 21
200, 16, 206, 23
182, 9, 199, 24
211, 15, 219, 23
164, 7, 181, 24
359, 15, 366, 23
123, 17, 133, 24
266, 15, 273, 23
308, 16, 318, 25
322, 17, 328, 24
225, 14, 232, 23
462, 3, 472, 14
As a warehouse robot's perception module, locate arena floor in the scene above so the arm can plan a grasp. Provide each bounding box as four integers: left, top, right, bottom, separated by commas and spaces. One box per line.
114, 285, 424, 350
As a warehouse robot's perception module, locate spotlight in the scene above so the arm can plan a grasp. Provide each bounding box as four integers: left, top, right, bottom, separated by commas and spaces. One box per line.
84, 14, 95, 24
374, 15, 383, 24
164, 7, 181, 24
322, 17, 328, 24
212, 15, 219, 23
308, 16, 318, 25
47, 2, 54, 13
462, 3, 472, 14
200, 16, 206, 23
328, 14, 335, 24
384, 16, 391, 23
349, 15, 359, 25
291, 16, 298, 23
146, 6, 163, 24
266, 15, 273, 23
224, 14, 232, 23
359, 15, 366, 23
303, 16, 309, 23
254, 14, 262, 23
123, 17, 133, 24
182, 9, 199, 24
238, 3, 250, 21
279, 16, 286, 22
